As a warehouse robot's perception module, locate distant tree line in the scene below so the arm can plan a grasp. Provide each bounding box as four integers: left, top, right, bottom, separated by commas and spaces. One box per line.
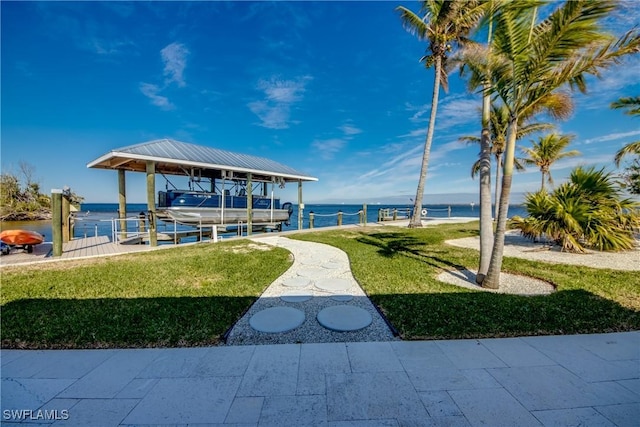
0, 162, 83, 221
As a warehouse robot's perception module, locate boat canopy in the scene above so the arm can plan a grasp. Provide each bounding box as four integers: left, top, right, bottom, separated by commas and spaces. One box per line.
87, 138, 318, 183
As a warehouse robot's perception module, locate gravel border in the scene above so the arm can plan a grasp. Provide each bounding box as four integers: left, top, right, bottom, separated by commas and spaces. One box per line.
437, 268, 555, 296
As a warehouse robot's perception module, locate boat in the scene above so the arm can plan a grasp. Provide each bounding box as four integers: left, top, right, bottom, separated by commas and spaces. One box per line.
0, 229, 45, 253
157, 189, 293, 229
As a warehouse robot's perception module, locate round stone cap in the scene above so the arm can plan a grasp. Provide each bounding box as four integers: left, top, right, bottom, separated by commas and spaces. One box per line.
280, 290, 314, 303
249, 307, 305, 333
281, 277, 311, 288
315, 278, 351, 292
330, 294, 353, 302
317, 305, 372, 332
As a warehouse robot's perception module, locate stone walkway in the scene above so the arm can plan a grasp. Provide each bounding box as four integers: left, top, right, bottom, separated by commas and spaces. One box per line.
225, 236, 397, 346
2, 332, 638, 426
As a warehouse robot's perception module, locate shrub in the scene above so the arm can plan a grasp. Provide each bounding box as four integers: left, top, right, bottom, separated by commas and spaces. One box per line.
512, 167, 639, 252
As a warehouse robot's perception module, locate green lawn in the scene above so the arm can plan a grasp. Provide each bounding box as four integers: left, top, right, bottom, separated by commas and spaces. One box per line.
2, 223, 638, 349
0, 241, 292, 348
292, 223, 640, 339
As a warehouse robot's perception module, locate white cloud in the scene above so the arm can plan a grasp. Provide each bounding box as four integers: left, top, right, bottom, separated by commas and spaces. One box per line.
248, 100, 291, 130
161, 42, 189, 87
312, 138, 346, 160
339, 124, 362, 136
89, 38, 135, 56
435, 97, 481, 130
583, 130, 640, 145
139, 83, 174, 110
249, 76, 312, 129
138, 42, 188, 110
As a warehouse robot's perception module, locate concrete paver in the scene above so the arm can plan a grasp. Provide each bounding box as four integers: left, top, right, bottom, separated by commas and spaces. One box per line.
1, 333, 638, 425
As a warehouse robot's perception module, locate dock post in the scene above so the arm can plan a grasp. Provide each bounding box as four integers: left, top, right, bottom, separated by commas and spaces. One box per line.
61, 194, 70, 243
393, 208, 398, 221
362, 204, 367, 225
138, 212, 146, 233
146, 160, 157, 246
337, 210, 343, 226
118, 169, 127, 240
448, 205, 452, 218
378, 209, 382, 222
309, 211, 314, 229
51, 189, 63, 257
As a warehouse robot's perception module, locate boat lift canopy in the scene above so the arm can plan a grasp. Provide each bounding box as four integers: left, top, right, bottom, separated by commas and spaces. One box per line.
87, 138, 318, 183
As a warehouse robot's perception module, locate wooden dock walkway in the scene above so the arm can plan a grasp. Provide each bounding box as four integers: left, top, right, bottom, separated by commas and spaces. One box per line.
60, 236, 154, 259
0, 236, 159, 266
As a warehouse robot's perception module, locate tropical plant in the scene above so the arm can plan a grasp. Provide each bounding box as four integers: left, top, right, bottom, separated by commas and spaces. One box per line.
481, 0, 639, 288
520, 133, 581, 191
397, 0, 486, 228
511, 166, 639, 252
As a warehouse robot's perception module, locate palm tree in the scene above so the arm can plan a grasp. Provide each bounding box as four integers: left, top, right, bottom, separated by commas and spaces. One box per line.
457, 0, 545, 282
521, 133, 581, 191
397, 0, 486, 228
481, 0, 639, 288
611, 96, 640, 166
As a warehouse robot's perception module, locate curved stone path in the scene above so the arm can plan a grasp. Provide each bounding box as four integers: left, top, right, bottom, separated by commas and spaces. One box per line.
224, 236, 397, 345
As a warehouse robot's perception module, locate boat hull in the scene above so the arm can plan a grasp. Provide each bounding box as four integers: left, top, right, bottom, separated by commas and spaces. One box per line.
157, 207, 291, 226
0, 229, 45, 246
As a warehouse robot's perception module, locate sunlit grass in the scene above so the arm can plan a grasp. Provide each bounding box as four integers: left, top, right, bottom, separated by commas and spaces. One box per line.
293, 223, 640, 339
1, 241, 292, 348
2, 222, 638, 348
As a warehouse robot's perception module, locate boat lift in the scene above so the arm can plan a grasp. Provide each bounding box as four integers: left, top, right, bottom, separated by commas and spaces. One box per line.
87, 139, 317, 246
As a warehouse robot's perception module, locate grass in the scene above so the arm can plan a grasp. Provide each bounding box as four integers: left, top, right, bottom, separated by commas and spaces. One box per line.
292, 222, 640, 340
2, 222, 638, 348
1, 241, 292, 348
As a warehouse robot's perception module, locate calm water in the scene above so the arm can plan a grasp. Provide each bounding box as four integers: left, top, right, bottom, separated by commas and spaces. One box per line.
1, 203, 527, 242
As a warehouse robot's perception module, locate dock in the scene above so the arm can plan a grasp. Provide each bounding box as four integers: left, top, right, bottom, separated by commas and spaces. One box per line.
0, 236, 158, 267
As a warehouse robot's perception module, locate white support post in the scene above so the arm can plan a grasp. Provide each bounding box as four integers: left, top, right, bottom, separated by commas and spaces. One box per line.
297, 180, 303, 230
270, 181, 274, 222
221, 175, 225, 225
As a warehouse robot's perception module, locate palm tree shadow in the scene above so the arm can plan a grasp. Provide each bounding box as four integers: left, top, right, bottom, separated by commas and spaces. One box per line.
356, 232, 466, 271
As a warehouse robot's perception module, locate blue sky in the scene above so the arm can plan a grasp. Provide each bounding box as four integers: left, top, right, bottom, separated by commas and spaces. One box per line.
2, 1, 639, 204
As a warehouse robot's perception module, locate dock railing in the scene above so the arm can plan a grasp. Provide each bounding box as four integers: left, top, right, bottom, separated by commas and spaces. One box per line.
376, 206, 452, 222
308, 209, 365, 229
108, 216, 219, 245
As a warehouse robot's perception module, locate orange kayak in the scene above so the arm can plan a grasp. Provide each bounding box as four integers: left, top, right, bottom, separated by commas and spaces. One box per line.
0, 229, 45, 246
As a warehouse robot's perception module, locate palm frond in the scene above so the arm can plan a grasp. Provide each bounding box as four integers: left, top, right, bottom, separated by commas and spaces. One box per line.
614, 141, 640, 166
396, 6, 430, 40
611, 96, 640, 116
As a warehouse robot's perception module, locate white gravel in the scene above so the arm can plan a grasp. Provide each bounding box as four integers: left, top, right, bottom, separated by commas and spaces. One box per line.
224, 236, 397, 346
437, 268, 555, 296
445, 230, 640, 271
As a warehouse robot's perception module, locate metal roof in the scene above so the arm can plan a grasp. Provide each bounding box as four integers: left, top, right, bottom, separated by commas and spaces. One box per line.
87, 139, 317, 182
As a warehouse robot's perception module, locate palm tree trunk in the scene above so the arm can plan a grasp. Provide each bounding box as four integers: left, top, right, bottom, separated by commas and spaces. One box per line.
541, 171, 546, 191
410, 55, 442, 228
477, 83, 493, 283
483, 117, 518, 289
494, 154, 502, 219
